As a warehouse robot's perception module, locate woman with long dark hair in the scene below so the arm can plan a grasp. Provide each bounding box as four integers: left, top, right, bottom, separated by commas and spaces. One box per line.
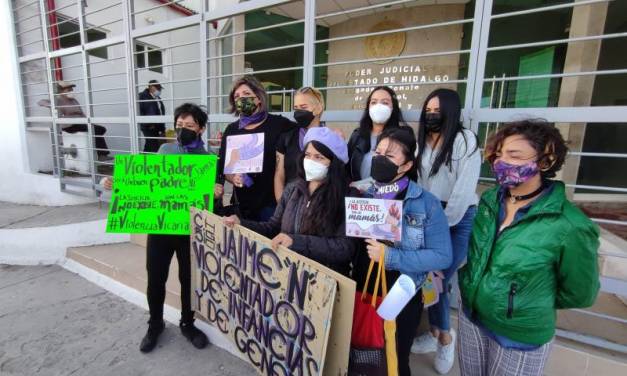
347, 86, 406, 182
351, 126, 452, 376
411, 88, 481, 374
223, 127, 354, 275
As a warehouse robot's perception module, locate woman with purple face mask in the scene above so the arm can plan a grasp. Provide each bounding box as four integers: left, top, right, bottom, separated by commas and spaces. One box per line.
457, 120, 600, 376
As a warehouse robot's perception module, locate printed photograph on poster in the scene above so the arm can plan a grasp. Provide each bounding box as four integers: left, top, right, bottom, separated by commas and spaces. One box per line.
223, 133, 264, 174
345, 197, 403, 242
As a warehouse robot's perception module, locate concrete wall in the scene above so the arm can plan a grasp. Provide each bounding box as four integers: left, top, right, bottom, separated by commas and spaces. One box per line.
325, 4, 465, 112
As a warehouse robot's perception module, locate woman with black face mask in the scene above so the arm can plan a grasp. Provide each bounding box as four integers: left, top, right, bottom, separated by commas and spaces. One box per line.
101, 103, 217, 354
274, 86, 325, 201
350, 126, 452, 376
216, 75, 295, 221
411, 89, 481, 374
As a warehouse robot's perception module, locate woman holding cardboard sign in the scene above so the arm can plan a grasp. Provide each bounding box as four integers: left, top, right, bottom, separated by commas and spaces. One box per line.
102, 103, 213, 353
217, 75, 295, 221
223, 127, 355, 276
350, 127, 452, 376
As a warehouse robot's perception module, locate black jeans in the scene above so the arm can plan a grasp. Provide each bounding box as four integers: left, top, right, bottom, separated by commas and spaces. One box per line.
396, 289, 424, 376
63, 123, 109, 156
141, 128, 165, 153
146, 234, 194, 325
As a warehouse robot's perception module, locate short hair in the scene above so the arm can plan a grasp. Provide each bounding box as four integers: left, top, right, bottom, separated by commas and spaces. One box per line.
295, 86, 325, 112
228, 75, 268, 114
173, 103, 207, 128
484, 119, 568, 179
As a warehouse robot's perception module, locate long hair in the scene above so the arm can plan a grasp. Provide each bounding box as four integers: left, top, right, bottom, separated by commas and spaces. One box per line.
417, 88, 477, 177
297, 141, 348, 236
358, 86, 406, 140
377, 126, 418, 181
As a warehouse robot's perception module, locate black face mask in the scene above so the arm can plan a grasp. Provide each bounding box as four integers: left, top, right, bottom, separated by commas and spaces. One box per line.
424, 112, 443, 132
371, 155, 401, 184
176, 127, 198, 146
293, 109, 315, 128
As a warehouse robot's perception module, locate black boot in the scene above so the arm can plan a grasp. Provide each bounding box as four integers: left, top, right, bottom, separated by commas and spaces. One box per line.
180, 321, 208, 349
139, 320, 165, 353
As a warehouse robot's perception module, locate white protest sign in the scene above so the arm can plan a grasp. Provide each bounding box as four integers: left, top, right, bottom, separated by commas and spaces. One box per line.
345, 197, 403, 242
224, 133, 264, 174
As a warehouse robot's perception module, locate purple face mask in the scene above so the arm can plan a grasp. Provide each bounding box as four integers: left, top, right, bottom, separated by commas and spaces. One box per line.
492, 160, 539, 188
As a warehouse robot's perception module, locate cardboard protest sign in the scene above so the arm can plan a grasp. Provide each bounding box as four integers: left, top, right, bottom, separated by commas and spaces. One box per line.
106, 154, 217, 235
345, 197, 403, 242
191, 209, 355, 376
224, 133, 265, 174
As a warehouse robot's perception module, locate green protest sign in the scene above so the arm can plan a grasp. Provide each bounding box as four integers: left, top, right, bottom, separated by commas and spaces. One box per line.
106, 154, 217, 235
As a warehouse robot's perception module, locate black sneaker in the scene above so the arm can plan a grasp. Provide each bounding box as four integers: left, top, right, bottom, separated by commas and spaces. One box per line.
139, 320, 165, 353
180, 321, 208, 349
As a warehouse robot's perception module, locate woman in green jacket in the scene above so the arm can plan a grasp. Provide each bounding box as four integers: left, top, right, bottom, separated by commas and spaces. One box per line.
458, 120, 599, 376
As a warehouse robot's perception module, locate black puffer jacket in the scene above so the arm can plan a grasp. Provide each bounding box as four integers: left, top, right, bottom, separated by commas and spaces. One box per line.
241, 180, 355, 275
347, 129, 371, 182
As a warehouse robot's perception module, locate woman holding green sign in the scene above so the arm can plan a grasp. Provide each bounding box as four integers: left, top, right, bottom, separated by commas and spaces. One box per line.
102, 103, 214, 353
350, 126, 452, 376
222, 127, 355, 276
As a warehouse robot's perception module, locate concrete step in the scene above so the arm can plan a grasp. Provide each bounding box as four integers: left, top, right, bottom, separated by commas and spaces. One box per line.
66, 240, 627, 376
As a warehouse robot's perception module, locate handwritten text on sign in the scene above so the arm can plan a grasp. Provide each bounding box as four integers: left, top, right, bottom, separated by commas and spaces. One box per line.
191, 209, 337, 376
106, 154, 217, 235
345, 197, 403, 242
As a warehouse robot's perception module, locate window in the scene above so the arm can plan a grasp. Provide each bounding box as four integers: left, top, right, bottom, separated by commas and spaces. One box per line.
56, 15, 108, 59
135, 43, 163, 74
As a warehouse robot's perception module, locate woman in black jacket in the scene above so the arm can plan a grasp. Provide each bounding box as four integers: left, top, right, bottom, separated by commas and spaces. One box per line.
223, 127, 354, 275
347, 86, 406, 182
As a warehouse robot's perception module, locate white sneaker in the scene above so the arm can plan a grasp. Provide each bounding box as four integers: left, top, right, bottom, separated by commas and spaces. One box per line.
434, 329, 456, 375
410, 331, 438, 354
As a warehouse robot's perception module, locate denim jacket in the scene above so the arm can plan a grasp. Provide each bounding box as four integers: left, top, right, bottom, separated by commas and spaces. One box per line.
375, 180, 453, 287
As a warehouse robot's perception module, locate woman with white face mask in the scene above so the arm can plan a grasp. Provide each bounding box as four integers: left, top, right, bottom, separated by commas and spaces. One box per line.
347, 86, 407, 182
223, 127, 355, 275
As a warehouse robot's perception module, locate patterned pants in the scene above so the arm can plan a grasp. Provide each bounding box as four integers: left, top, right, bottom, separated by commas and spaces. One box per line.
458, 309, 553, 376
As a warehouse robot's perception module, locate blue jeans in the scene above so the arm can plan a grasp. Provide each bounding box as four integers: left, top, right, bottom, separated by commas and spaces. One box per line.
427, 205, 477, 332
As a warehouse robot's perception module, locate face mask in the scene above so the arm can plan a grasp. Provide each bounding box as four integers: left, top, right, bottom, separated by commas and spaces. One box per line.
236, 97, 257, 117
371, 155, 401, 184
492, 160, 539, 188
293, 109, 315, 128
303, 158, 328, 181
153, 90, 161, 97
369, 103, 392, 124
176, 127, 198, 146
424, 112, 442, 132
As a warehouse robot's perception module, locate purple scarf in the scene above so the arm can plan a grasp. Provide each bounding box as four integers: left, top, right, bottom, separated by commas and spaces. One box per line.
239, 111, 267, 129
374, 176, 410, 200
181, 138, 204, 152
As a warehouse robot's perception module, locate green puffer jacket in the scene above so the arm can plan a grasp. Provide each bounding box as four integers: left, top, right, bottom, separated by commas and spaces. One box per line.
459, 181, 600, 345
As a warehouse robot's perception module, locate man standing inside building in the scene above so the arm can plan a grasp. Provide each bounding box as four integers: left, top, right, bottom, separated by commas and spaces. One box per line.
139, 79, 166, 153
38, 80, 111, 161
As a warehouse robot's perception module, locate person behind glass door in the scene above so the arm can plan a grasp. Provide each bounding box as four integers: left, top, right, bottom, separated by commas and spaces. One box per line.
216, 75, 295, 221
347, 86, 406, 182
350, 126, 452, 376
458, 120, 599, 376
101, 103, 220, 353
274, 86, 326, 201
38, 80, 111, 161
224, 127, 354, 275
410, 88, 481, 374
139, 79, 166, 153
